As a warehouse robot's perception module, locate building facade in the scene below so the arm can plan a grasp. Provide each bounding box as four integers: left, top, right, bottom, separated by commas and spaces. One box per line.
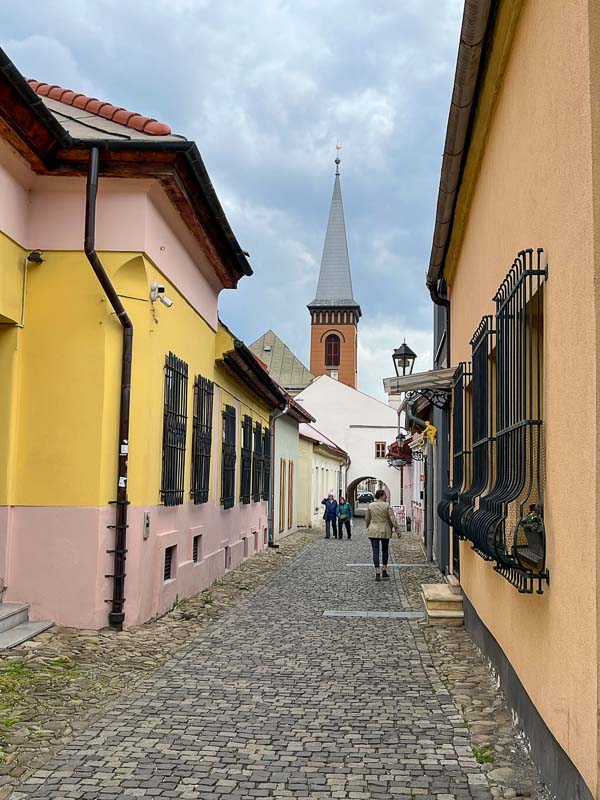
428, 2, 600, 796
0, 52, 290, 631
308, 156, 361, 388
297, 424, 349, 528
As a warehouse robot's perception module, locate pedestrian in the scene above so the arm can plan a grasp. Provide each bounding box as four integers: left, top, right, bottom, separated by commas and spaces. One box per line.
336, 496, 353, 539
322, 491, 338, 539
365, 489, 399, 581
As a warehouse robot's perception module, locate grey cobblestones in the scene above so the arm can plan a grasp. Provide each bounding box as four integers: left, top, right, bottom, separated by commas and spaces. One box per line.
10, 522, 490, 799
9, 523, 546, 799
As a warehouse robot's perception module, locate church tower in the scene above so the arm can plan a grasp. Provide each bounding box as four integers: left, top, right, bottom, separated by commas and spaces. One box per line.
308, 151, 361, 388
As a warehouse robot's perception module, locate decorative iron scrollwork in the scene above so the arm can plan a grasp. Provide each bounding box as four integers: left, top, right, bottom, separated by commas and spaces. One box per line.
405, 387, 451, 410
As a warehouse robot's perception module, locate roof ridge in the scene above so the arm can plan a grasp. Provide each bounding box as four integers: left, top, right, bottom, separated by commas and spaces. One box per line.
27, 79, 171, 137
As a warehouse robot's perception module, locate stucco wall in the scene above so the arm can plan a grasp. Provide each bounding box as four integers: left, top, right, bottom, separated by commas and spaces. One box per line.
273, 415, 300, 539
296, 376, 400, 505
447, 0, 597, 790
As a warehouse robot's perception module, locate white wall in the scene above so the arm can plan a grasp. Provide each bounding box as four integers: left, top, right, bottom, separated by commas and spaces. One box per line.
273, 415, 300, 539
296, 376, 400, 505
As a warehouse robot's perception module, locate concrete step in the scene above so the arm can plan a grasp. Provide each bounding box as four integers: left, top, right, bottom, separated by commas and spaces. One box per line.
0, 603, 29, 633
426, 607, 464, 626
422, 583, 463, 612
0, 620, 54, 650
447, 574, 462, 595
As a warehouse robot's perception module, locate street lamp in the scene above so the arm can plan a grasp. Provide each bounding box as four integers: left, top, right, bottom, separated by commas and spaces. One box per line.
392, 341, 417, 377
396, 432, 405, 448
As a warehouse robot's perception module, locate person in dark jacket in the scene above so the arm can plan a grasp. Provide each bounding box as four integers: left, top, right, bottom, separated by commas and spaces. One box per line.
322, 492, 338, 539
336, 496, 353, 539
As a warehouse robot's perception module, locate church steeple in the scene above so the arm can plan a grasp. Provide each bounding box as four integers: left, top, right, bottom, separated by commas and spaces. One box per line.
308, 150, 361, 389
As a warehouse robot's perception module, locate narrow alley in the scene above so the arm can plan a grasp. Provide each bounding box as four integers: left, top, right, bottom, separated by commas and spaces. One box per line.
10, 524, 545, 800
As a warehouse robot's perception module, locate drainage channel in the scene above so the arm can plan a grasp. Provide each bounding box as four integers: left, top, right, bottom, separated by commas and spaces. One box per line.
323, 610, 425, 619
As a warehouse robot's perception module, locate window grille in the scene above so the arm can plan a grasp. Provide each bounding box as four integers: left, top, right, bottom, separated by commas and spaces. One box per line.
445, 248, 548, 594
252, 422, 263, 502
240, 415, 252, 504
160, 353, 188, 507
438, 362, 471, 526
191, 375, 214, 505
192, 534, 201, 563
221, 405, 236, 509
164, 545, 175, 581
325, 334, 340, 367
454, 317, 496, 555
262, 427, 271, 500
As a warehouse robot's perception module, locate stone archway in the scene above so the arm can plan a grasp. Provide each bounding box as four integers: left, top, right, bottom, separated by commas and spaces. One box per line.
346, 475, 392, 516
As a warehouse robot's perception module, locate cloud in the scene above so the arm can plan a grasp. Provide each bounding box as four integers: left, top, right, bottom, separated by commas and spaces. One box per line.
2, 0, 461, 398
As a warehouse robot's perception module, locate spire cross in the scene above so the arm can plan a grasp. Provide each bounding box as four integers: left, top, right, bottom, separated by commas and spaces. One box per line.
335, 143, 341, 175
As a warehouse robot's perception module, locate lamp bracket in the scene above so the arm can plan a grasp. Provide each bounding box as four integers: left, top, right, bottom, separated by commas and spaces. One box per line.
405, 387, 451, 411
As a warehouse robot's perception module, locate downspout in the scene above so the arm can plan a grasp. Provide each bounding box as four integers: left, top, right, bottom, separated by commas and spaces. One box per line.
268, 402, 289, 548
84, 146, 133, 629
429, 282, 451, 368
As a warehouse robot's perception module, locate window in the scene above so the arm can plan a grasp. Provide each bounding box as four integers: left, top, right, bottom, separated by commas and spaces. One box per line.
288, 461, 294, 529
262, 428, 271, 500
375, 442, 387, 459
164, 545, 176, 581
325, 334, 340, 367
191, 375, 214, 505
441, 247, 548, 594
240, 415, 253, 504
221, 405, 236, 509
192, 534, 202, 563
252, 422, 263, 502
161, 353, 188, 507
279, 458, 286, 533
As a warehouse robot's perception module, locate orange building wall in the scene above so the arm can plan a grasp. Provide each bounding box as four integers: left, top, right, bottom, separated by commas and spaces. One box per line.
310, 323, 357, 388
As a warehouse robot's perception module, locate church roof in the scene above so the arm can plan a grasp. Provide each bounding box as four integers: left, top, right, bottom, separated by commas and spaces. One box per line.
308, 160, 361, 312
249, 330, 314, 392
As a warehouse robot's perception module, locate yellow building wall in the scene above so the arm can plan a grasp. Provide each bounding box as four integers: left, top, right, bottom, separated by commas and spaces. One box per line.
297, 437, 314, 527
447, 0, 597, 791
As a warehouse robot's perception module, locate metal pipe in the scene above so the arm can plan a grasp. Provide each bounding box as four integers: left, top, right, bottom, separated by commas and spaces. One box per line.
426, 441, 435, 561
84, 146, 133, 629
429, 281, 451, 368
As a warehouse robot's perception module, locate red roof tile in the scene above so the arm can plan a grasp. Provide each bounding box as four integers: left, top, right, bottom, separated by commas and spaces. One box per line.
27, 79, 172, 137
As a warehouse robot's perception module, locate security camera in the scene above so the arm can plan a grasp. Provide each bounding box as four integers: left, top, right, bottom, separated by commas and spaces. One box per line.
150, 282, 173, 305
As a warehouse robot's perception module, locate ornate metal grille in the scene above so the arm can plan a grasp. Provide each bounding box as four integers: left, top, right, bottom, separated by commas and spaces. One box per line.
262, 427, 271, 501
221, 405, 236, 509
240, 415, 252, 504
438, 362, 471, 525
160, 353, 188, 507
453, 316, 496, 553
252, 422, 263, 502
467, 248, 548, 593
191, 375, 214, 505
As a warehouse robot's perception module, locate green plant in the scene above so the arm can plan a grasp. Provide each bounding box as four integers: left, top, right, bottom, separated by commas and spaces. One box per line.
472, 745, 494, 764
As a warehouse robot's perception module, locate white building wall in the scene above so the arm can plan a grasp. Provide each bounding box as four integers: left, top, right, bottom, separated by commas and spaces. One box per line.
296, 376, 400, 505
273, 415, 300, 540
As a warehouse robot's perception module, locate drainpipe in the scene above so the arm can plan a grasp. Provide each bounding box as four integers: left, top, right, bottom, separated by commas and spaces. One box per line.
84, 146, 133, 630
268, 402, 289, 548
425, 441, 435, 562
429, 282, 451, 369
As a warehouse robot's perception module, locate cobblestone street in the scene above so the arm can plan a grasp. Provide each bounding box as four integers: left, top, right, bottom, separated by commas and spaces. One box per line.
10, 523, 545, 800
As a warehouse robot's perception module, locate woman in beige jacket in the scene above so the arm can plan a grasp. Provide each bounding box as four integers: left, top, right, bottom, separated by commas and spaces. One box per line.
365, 489, 399, 581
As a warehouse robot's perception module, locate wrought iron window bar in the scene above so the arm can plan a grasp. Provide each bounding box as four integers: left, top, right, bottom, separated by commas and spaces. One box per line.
262, 427, 271, 501
191, 375, 214, 505
160, 352, 188, 507
240, 415, 253, 505
221, 404, 237, 509
439, 248, 549, 594
438, 362, 471, 526
452, 316, 495, 560
252, 421, 263, 502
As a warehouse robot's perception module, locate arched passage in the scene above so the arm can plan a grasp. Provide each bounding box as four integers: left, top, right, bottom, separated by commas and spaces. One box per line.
347, 475, 392, 516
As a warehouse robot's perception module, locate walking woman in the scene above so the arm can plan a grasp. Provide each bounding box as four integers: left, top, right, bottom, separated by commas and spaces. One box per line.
322, 492, 338, 539
365, 489, 399, 580
336, 496, 353, 539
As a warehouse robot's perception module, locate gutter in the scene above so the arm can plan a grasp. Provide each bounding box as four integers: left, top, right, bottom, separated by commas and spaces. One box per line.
425, 0, 495, 367
84, 146, 132, 629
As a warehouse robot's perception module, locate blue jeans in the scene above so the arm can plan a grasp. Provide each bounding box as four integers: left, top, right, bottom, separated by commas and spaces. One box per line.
325, 519, 337, 538
370, 537, 389, 569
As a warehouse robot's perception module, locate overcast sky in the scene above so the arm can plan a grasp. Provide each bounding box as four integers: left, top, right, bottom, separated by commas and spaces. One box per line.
4, 0, 461, 399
